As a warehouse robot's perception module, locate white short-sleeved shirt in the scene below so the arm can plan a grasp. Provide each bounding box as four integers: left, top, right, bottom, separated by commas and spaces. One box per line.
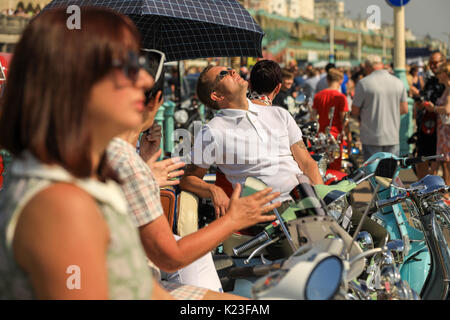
191, 100, 303, 201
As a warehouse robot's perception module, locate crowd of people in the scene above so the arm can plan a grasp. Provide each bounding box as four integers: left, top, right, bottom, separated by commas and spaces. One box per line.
1, 2, 41, 17
240, 51, 449, 192
0, 5, 449, 301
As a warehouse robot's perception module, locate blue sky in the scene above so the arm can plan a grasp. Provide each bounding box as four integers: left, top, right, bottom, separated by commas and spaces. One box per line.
342, 0, 450, 44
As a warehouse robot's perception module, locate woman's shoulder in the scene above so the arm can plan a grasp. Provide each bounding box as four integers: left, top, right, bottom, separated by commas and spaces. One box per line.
21, 182, 106, 228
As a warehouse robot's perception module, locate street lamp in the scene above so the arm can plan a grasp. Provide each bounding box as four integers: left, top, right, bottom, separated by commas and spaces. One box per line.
386, 0, 412, 156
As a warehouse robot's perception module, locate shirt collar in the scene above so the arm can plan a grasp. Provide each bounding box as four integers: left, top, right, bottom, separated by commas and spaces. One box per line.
217, 99, 260, 118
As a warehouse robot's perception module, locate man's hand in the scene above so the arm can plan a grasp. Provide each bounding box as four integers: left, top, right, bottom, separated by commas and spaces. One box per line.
209, 185, 231, 218
145, 149, 185, 187
226, 184, 280, 231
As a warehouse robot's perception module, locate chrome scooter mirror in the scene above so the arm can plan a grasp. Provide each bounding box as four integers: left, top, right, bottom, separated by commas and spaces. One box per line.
386, 239, 405, 253
356, 231, 374, 252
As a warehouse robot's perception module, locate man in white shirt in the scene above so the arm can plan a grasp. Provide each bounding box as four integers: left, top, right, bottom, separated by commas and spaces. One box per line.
180, 65, 323, 217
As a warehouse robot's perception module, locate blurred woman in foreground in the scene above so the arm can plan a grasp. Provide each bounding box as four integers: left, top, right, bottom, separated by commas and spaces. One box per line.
0, 7, 172, 299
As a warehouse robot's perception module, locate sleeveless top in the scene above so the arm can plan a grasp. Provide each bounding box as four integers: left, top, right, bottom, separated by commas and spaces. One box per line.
0, 152, 153, 299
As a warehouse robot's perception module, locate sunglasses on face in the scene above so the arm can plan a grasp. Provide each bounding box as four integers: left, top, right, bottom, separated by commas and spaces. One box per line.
213, 67, 233, 89
141, 48, 166, 84
112, 51, 150, 83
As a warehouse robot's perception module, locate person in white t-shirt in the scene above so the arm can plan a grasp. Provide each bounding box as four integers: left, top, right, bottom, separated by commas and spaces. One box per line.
180, 65, 323, 218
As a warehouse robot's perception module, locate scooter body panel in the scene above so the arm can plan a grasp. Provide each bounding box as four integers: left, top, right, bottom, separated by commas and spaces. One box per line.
399, 243, 430, 295
362, 152, 431, 295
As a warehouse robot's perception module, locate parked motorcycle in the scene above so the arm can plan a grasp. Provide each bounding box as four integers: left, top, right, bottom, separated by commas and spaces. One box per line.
226, 159, 418, 299
360, 152, 449, 299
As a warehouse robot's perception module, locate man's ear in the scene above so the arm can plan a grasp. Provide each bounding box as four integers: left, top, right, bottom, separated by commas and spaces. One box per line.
211, 91, 224, 103
273, 83, 282, 96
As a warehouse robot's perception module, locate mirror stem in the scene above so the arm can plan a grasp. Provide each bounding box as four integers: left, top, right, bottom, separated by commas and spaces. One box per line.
273, 207, 297, 252
345, 184, 381, 256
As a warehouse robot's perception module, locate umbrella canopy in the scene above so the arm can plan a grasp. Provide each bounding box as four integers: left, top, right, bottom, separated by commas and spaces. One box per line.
43, 0, 265, 61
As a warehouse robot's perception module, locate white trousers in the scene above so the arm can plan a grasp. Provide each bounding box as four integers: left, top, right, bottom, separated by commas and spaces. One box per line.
160, 234, 223, 292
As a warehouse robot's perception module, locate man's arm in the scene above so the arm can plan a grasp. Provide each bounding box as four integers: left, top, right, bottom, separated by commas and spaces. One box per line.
179, 164, 230, 217
400, 86, 409, 115
290, 139, 324, 185
400, 101, 409, 115
351, 104, 360, 119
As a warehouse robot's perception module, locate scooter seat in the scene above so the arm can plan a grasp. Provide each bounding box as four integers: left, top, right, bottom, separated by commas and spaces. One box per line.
314, 180, 356, 200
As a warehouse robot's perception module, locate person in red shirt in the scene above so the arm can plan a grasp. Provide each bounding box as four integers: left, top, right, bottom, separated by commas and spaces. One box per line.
312, 68, 350, 170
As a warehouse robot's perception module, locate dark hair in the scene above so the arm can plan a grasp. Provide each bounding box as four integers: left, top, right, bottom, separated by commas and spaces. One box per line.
325, 63, 336, 73
196, 65, 220, 110
409, 64, 419, 75
0, 7, 141, 179
249, 60, 282, 94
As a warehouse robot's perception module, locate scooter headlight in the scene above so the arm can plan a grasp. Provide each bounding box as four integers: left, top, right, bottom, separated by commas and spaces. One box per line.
174, 109, 189, 125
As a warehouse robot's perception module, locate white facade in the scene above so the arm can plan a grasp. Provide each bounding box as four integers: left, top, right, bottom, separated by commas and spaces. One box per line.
314, 0, 345, 19
296, 0, 314, 20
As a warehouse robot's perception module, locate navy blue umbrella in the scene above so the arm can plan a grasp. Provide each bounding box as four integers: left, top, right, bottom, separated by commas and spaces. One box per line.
43, 0, 264, 61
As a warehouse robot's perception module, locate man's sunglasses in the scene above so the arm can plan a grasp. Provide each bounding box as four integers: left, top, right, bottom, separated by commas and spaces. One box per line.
213, 67, 233, 88
112, 49, 166, 84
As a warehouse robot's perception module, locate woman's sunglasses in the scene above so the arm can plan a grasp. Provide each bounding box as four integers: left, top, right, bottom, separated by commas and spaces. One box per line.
141, 48, 166, 83
112, 51, 149, 84
112, 49, 166, 84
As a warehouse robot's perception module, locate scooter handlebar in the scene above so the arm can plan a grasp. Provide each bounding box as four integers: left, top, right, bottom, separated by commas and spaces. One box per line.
347, 169, 366, 182
233, 231, 270, 257
402, 154, 444, 167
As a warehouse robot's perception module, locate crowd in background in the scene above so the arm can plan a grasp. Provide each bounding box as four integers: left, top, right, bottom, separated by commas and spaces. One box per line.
1, 1, 41, 17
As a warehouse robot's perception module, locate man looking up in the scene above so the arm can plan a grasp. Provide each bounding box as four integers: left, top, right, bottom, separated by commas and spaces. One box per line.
180, 65, 323, 218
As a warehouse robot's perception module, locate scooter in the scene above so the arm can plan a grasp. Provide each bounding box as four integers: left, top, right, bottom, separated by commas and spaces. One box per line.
359, 152, 448, 298
231, 158, 418, 299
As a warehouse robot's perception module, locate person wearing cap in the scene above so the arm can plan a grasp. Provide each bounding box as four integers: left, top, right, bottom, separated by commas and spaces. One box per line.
351, 55, 409, 161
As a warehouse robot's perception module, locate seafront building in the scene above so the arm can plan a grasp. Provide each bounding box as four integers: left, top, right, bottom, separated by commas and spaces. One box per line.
0, 0, 448, 66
